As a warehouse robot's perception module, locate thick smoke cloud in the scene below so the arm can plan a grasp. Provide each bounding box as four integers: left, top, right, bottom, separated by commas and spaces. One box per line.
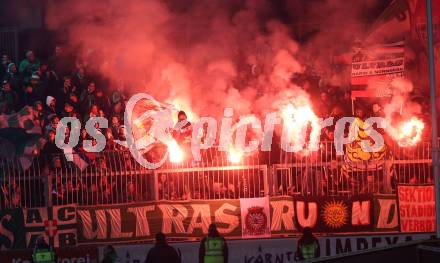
46, 0, 301, 119
45, 0, 387, 120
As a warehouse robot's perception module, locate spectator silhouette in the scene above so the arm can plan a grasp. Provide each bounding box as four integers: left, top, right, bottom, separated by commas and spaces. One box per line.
199, 224, 228, 263
145, 232, 180, 263
295, 227, 320, 261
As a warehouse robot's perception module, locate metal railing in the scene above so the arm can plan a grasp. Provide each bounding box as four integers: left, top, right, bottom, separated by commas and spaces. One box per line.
0, 27, 18, 63
0, 157, 45, 208
275, 140, 436, 196
0, 139, 438, 208
154, 148, 267, 200
49, 151, 154, 206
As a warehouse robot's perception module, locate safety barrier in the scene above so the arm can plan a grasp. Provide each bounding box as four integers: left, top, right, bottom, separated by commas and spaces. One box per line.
154, 147, 267, 200
0, 157, 46, 208
0, 27, 18, 62
275, 140, 436, 196
0, 140, 438, 208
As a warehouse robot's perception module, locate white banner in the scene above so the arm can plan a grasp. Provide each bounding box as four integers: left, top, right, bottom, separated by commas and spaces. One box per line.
351, 42, 405, 85
99, 233, 434, 263
240, 197, 271, 239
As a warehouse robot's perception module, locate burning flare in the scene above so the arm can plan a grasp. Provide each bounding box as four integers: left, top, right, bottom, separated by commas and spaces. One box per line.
228, 146, 243, 164
168, 139, 184, 163
390, 117, 425, 147
281, 102, 321, 152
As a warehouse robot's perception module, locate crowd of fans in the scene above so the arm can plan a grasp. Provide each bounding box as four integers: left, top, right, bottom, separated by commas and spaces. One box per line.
0, 47, 135, 208
0, 48, 130, 156
0, 46, 434, 208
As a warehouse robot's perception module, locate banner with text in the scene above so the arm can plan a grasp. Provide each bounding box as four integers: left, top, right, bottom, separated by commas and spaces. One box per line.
351, 42, 405, 86
76, 196, 379, 244
373, 195, 399, 232
397, 185, 436, 233
76, 199, 241, 244
271, 195, 374, 234
0, 208, 26, 250
0, 193, 435, 247
24, 205, 77, 248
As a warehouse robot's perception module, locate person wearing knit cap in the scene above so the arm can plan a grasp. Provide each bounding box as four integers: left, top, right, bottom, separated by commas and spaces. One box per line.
7, 63, 17, 74
31, 73, 40, 82
4, 63, 22, 95
31, 71, 48, 101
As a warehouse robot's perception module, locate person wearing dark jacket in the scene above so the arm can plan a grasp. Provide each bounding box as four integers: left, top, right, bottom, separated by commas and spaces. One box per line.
173, 111, 192, 145
5, 63, 22, 94
0, 79, 19, 112
23, 84, 39, 107
199, 224, 228, 263
145, 232, 180, 263
0, 54, 10, 79
295, 227, 320, 261
80, 81, 97, 116
19, 50, 40, 83
101, 245, 119, 263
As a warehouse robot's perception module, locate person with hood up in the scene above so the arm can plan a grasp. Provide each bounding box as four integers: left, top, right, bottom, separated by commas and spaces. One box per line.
295, 227, 320, 261
145, 232, 180, 263
100, 245, 120, 263
45, 96, 57, 116
199, 224, 228, 263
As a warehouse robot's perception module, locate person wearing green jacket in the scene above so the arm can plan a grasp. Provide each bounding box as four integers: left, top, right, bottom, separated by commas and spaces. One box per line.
19, 50, 40, 83
295, 227, 320, 261
32, 236, 55, 263
199, 224, 228, 263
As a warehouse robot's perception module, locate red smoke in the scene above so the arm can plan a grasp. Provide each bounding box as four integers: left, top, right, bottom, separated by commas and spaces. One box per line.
45, 0, 301, 119
45, 0, 385, 120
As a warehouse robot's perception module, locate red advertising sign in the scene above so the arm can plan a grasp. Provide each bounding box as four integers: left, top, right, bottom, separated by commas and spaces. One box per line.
398, 185, 436, 233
